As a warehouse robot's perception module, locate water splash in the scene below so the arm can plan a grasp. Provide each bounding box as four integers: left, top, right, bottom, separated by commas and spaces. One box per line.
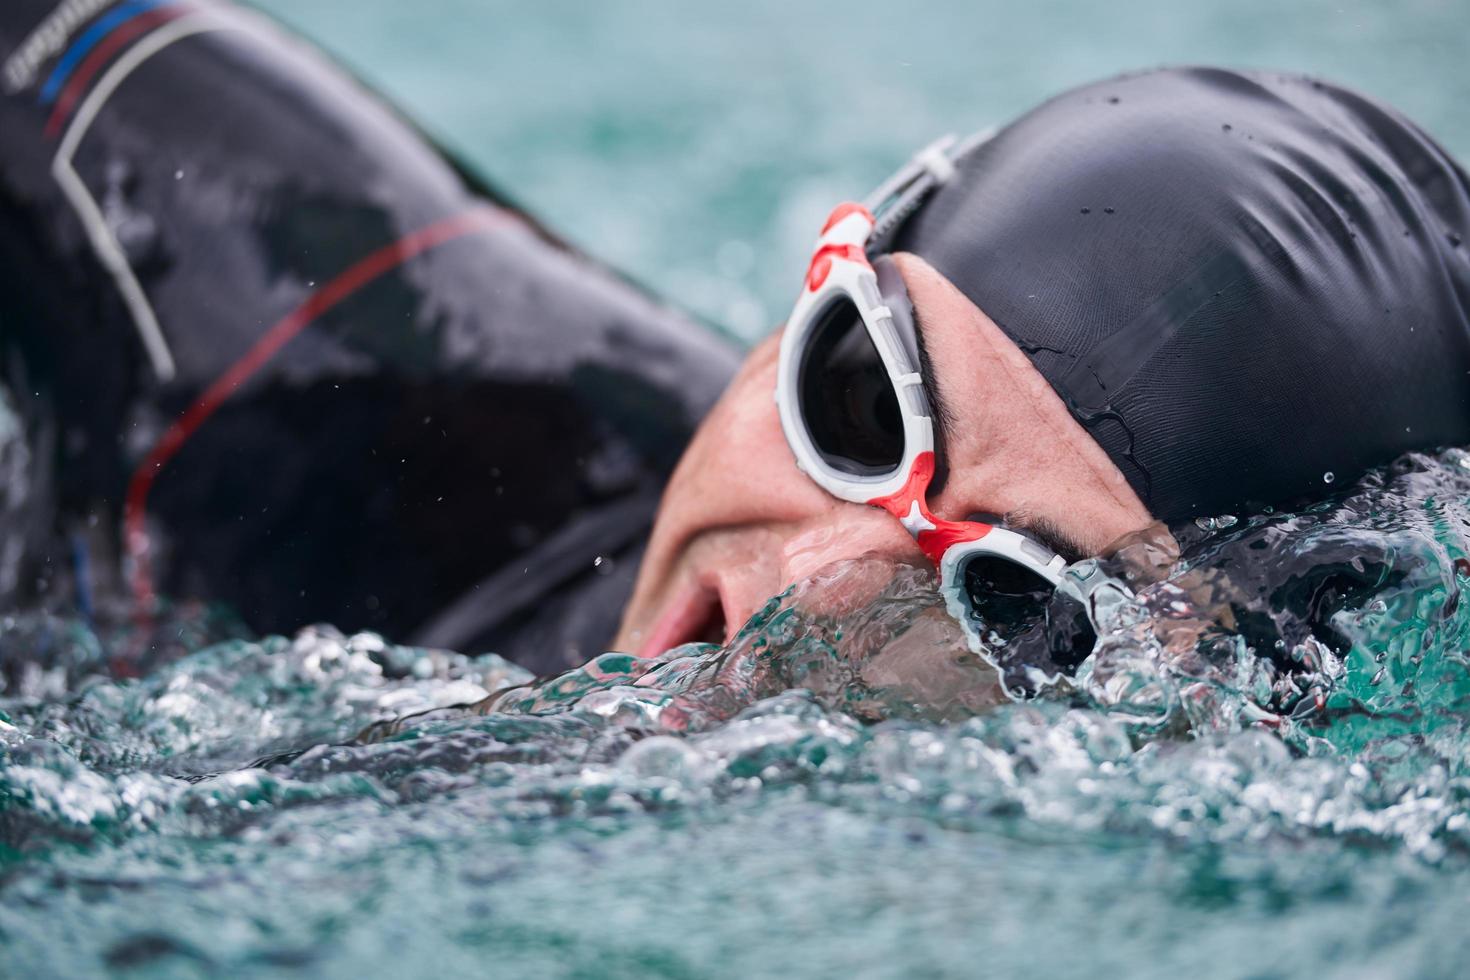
5, 450, 1470, 975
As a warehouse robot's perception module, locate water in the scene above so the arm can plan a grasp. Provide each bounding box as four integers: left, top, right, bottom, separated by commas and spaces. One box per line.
6, 448, 1470, 976
8, 4, 1470, 975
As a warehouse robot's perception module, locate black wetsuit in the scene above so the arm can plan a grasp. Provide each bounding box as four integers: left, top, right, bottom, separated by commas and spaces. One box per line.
0, 0, 739, 673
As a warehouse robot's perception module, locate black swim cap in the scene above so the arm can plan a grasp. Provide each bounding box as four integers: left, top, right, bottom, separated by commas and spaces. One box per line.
893, 67, 1470, 521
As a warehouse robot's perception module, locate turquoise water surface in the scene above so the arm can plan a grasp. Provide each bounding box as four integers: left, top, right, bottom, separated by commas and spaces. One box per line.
7, 448, 1470, 976
6, 3, 1470, 977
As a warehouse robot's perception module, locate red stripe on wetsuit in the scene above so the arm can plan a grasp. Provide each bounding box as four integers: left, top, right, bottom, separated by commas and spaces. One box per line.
123, 206, 510, 607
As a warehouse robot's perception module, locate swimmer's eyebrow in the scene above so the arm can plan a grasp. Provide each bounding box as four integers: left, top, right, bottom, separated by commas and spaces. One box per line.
1012, 515, 1089, 565
911, 302, 958, 495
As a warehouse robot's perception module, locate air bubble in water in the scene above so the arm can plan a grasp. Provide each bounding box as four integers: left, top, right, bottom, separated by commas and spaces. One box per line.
1323, 471, 1335, 484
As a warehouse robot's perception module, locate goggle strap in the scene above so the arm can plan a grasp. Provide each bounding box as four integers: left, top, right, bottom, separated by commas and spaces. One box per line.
862, 134, 957, 214
864, 127, 996, 254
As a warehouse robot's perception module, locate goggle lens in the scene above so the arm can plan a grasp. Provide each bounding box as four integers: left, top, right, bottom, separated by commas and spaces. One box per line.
962, 556, 1055, 643
960, 555, 1097, 688
797, 297, 904, 476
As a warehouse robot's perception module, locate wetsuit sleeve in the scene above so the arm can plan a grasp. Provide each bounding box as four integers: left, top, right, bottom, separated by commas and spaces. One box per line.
0, 0, 740, 672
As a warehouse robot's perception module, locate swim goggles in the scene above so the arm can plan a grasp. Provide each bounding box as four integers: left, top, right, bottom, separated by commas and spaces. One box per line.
774, 134, 1129, 687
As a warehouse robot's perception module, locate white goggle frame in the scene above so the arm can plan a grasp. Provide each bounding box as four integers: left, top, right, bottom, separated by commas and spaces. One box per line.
773, 133, 1136, 684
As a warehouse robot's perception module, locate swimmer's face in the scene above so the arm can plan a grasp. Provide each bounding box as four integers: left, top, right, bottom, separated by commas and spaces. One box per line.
614, 253, 1156, 654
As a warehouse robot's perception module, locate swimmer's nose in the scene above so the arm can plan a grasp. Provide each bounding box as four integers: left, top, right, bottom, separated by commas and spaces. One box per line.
779, 502, 922, 584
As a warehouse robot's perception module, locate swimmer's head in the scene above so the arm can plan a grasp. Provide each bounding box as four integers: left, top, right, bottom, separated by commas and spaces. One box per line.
615, 67, 1470, 654
893, 67, 1470, 521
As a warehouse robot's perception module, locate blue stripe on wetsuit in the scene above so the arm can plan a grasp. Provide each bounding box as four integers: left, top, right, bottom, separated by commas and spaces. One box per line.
38, 0, 173, 105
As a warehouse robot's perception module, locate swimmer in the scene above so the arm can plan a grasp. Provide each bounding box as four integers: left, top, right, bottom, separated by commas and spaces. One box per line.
616, 68, 1470, 667
0, 0, 738, 674
4, 2, 1469, 680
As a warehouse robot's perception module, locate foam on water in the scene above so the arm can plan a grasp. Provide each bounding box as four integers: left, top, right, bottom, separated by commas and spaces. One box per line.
5, 450, 1470, 976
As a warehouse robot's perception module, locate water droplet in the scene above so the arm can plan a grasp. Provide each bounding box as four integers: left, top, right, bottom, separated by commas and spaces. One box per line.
1080, 207, 1091, 214
1322, 471, 1335, 484
173, 169, 184, 180
1104, 207, 1116, 214
1291, 693, 1319, 719
1196, 514, 1239, 533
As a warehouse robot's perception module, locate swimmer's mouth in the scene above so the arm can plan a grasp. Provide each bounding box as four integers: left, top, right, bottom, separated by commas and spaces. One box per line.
638, 581, 728, 656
